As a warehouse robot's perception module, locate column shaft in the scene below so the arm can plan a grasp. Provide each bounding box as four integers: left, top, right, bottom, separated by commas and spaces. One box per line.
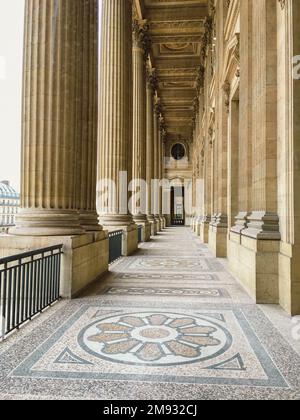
76, 0, 101, 231
244, 0, 280, 239
153, 108, 159, 219
98, 0, 134, 227
12, 0, 84, 236
132, 21, 148, 222
146, 68, 155, 224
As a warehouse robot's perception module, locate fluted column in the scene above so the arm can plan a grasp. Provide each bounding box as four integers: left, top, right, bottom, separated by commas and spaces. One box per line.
146, 67, 156, 233
243, 0, 280, 240
11, 0, 84, 236
153, 102, 160, 229
77, 0, 101, 231
158, 119, 165, 227
98, 0, 134, 228
131, 20, 150, 242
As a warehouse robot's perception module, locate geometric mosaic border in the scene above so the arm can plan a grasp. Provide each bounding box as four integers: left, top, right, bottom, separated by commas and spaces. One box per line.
103, 287, 230, 299
10, 305, 288, 389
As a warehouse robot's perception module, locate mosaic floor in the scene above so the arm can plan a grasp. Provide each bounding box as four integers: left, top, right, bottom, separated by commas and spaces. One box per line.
1, 227, 300, 400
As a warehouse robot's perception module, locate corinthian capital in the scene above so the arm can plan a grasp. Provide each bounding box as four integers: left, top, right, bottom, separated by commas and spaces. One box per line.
132, 19, 152, 60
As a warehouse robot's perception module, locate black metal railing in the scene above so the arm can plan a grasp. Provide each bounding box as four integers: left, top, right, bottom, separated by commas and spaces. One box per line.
108, 230, 123, 264
138, 225, 143, 243
172, 219, 184, 226
0, 245, 63, 340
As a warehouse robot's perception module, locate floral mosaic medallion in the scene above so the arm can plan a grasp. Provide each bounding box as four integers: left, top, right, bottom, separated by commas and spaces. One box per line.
79, 312, 232, 366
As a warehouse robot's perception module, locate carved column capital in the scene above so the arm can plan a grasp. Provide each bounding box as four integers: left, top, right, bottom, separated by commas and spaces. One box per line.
132, 19, 152, 60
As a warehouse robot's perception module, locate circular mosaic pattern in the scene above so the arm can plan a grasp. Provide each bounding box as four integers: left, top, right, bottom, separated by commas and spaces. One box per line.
79, 312, 232, 366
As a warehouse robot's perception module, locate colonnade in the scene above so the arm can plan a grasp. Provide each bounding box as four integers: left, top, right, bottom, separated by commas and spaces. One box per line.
191, 0, 300, 315
1, 0, 166, 297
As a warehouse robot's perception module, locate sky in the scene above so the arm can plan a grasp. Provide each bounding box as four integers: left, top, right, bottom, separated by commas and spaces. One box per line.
0, 0, 24, 191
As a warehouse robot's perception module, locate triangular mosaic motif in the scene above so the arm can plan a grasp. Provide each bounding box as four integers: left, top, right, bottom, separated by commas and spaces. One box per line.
54, 347, 93, 366
207, 354, 246, 371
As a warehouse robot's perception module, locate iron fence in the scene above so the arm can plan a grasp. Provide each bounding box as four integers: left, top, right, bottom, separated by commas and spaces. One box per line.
108, 230, 123, 264
138, 225, 143, 243
0, 245, 63, 340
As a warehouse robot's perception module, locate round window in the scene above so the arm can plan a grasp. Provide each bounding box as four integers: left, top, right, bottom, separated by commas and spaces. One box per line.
171, 143, 185, 161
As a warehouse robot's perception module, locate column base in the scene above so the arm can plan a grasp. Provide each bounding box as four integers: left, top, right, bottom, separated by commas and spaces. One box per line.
230, 212, 250, 234
242, 211, 281, 240
80, 211, 103, 232
0, 231, 109, 298
228, 230, 280, 305
10, 209, 85, 236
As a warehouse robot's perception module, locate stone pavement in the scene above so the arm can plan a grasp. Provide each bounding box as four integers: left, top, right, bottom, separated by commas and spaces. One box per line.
0, 228, 300, 400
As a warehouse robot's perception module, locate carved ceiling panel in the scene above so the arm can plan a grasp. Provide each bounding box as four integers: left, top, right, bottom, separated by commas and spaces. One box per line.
138, 0, 209, 139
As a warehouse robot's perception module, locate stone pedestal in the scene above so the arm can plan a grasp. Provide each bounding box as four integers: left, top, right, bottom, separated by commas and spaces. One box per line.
133, 216, 151, 242
228, 230, 279, 304
279, 243, 300, 316
195, 216, 202, 236
155, 216, 161, 232
209, 214, 228, 257
109, 224, 138, 257
160, 216, 165, 230
200, 216, 211, 243
0, 232, 109, 299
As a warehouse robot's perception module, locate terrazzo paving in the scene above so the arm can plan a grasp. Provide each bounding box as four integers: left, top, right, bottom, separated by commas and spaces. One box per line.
0, 227, 300, 400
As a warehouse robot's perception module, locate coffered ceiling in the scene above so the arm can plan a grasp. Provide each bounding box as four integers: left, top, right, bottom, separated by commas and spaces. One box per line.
135, 0, 208, 141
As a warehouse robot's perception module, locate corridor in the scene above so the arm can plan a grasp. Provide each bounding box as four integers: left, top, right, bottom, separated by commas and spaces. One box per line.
0, 228, 300, 400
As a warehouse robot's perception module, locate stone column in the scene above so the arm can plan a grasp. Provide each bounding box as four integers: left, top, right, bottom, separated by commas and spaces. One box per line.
277, 0, 300, 315
228, 0, 280, 305
77, 0, 102, 232
4, 0, 109, 298
208, 2, 228, 258
158, 120, 164, 229
153, 99, 161, 231
146, 67, 157, 236
131, 20, 151, 242
243, 0, 279, 241
201, 135, 213, 243
98, 0, 138, 256
11, 0, 84, 236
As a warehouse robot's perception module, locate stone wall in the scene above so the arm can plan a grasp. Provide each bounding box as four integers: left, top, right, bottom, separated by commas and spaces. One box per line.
191, 0, 300, 315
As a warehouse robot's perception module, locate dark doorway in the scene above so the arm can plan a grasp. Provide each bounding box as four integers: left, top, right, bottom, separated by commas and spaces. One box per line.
171, 186, 185, 226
